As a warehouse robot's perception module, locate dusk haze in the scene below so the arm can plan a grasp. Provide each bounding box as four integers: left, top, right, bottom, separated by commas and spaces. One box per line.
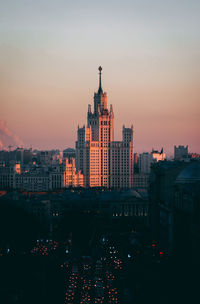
1, 0, 200, 155
0, 1, 200, 304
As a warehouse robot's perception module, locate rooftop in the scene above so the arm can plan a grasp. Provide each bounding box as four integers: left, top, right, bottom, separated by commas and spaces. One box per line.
176, 161, 200, 183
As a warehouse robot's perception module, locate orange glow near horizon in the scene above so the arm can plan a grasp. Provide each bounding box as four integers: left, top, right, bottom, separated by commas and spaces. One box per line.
0, 0, 199, 155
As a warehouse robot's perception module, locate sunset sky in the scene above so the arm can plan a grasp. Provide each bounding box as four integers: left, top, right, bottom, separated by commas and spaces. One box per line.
0, 0, 200, 155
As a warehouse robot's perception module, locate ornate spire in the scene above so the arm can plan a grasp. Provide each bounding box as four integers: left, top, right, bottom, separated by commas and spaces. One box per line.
98, 66, 103, 94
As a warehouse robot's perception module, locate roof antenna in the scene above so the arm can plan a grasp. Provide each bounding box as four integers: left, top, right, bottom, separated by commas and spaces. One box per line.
98, 66, 103, 94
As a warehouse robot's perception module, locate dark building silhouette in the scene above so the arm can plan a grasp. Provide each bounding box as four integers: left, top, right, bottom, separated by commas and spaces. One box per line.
149, 160, 200, 261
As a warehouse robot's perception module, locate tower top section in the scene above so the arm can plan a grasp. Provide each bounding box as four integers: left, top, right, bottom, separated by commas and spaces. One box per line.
92, 66, 110, 116
98, 66, 103, 94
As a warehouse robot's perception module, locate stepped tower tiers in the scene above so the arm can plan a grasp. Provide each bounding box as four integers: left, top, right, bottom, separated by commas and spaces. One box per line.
87, 66, 114, 142
76, 67, 134, 188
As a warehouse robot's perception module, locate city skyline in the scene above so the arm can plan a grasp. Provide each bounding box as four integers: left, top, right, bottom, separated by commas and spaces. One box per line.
1, 0, 200, 155
0, 2, 200, 303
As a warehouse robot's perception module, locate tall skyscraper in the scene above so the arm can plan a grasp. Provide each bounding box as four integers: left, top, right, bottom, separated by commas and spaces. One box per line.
76, 67, 134, 188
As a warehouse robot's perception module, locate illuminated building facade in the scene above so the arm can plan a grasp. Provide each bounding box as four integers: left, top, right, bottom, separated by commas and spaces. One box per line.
64, 158, 84, 188
139, 149, 166, 174
76, 67, 134, 188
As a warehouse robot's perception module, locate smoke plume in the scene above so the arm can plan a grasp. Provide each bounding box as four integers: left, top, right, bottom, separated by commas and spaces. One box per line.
0, 120, 24, 150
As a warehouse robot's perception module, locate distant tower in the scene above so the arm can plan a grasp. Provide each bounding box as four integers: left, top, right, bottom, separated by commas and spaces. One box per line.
174, 145, 188, 160
88, 66, 114, 142
77, 67, 114, 187
76, 67, 134, 188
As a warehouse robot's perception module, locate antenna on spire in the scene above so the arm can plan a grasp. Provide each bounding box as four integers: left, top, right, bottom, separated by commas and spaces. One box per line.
98, 66, 103, 94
